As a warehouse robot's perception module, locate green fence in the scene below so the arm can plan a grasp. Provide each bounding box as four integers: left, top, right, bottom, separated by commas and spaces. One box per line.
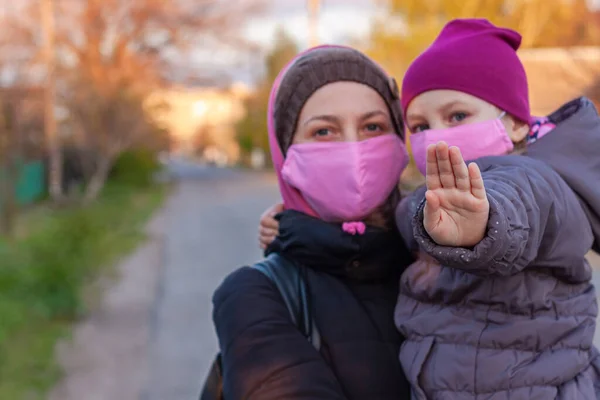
15, 160, 45, 204
1, 160, 46, 206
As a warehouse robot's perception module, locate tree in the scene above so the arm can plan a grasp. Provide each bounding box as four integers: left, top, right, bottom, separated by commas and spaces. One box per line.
65, 85, 157, 201
236, 27, 299, 165
41, 0, 62, 202
367, 0, 600, 79
56, 0, 264, 200
3, 0, 265, 201
192, 124, 218, 156
0, 98, 18, 236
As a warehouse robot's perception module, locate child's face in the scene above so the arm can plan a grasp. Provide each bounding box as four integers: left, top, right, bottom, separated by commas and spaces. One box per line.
405, 90, 528, 143
292, 81, 395, 144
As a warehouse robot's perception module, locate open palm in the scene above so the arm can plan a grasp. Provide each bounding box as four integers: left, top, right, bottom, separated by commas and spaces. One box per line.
423, 142, 490, 247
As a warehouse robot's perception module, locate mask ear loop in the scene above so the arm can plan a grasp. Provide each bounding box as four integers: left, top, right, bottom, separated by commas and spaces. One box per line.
498, 111, 526, 154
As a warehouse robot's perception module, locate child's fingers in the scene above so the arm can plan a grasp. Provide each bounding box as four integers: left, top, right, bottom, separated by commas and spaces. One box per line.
258, 235, 275, 249
258, 203, 283, 250
259, 226, 278, 238
423, 190, 441, 231
260, 203, 283, 228
449, 146, 470, 191
271, 203, 285, 215
468, 163, 486, 200
259, 233, 276, 249
425, 144, 442, 190
435, 142, 455, 189
261, 217, 279, 230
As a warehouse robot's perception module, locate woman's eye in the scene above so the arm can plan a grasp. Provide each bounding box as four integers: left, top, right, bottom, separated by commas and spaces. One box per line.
314, 128, 330, 137
365, 123, 382, 132
412, 124, 429, 133
450, 112, 468, 123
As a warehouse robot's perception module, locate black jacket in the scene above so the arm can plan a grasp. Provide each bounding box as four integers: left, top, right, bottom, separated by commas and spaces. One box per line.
213, 210, 413, 399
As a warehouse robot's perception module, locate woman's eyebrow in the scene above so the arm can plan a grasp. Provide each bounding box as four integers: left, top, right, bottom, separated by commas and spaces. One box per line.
360, 110, 388, 120
303, 115, 339, 126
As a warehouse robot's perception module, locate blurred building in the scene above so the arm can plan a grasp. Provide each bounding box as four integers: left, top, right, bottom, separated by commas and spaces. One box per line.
519, 47, 600, 116
147, 83, 251, 165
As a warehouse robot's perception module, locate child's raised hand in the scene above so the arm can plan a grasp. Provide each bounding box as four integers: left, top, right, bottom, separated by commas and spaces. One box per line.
423, 142, 489, 247
259, 203, 284, 250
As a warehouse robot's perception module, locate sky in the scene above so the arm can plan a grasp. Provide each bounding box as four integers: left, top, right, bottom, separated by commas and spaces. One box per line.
244, 0, 378, 49
191, 0, 600, 86
185, 0, 380, 86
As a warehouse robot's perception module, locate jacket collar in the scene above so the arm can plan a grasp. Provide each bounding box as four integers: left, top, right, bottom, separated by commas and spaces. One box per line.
266, 210, 412, 282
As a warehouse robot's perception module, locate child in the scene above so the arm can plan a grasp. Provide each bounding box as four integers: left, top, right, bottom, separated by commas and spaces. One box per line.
395, 18, 600, 399
259, 19, 600, 399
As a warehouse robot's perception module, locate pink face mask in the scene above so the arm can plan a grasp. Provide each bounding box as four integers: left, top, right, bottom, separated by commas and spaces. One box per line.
281, 134, 408, 222
410, 112, 514, 175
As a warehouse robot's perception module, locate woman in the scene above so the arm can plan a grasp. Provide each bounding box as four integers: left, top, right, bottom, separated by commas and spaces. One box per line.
212, 45, 413, 399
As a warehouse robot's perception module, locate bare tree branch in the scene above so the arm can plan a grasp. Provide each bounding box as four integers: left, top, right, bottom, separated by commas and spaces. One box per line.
1, 0, 265, 201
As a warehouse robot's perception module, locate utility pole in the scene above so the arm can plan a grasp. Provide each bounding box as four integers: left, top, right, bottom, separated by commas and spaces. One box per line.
40, 0, 63, 201
308, 0, 320, 47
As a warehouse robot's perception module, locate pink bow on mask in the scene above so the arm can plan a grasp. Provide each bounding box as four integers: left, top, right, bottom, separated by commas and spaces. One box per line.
342, 221, 366, 235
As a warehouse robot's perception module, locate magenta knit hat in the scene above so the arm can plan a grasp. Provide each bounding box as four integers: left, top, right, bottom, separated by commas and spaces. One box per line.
401, 19, 530, 123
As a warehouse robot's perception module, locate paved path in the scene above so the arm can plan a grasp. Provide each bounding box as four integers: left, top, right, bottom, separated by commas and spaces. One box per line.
49, 209, 166, 400
144, 167, 280, 400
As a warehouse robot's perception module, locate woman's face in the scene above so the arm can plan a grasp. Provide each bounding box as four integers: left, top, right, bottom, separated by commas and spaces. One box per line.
292, 81, 395, 145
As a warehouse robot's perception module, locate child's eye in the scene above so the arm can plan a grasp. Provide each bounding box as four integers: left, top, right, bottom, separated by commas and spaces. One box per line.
411, 124, 429, 133
450, 112, 468, 123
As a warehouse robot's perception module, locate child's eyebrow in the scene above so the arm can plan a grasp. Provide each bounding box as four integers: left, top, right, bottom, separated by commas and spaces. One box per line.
405, 113, 423, 123
439, 101, 467, 114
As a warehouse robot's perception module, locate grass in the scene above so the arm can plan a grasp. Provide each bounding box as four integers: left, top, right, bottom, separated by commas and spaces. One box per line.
0, 181, 168, 400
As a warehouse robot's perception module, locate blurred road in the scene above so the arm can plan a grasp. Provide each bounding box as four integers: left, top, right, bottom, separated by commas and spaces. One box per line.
143, 158, 600, 400
144, 160, 280, 400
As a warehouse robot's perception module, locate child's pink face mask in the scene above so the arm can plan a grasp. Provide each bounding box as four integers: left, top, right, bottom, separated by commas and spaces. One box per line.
281, 134, 408, 222
410, 112, 514, 175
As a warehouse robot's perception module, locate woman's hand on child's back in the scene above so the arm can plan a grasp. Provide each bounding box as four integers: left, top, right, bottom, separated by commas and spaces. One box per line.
423, 142, 489, 247
259, 203, 284, 249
